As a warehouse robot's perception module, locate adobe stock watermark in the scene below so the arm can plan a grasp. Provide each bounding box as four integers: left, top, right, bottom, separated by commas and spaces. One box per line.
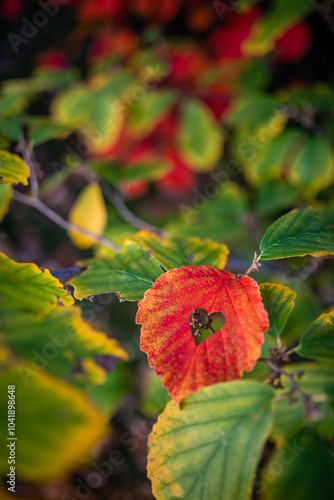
7, 0, 71, 54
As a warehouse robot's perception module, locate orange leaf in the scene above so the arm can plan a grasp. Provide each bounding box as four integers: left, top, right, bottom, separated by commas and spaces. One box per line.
136, 266, 269, 403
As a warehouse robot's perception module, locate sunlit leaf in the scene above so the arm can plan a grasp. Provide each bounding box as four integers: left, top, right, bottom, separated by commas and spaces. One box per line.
0, 365, 107, 480
148, 380, 274, 500
136, 266, 269, 402
178, 99, 223, 172
68, 182, 107, 249
297, 311, 334, 362
260, 283, 296, 339
0, 151, 30, 186
0, 253, 73, 313
70, 241, 163, 301
260, 207, 334, 260
136, 230, 229, 270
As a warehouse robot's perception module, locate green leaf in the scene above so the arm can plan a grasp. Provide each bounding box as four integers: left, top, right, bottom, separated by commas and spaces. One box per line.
288, 362, 334, 399
136, 230, 229, 270
260, 283, 296, 339
69, 241, 163, 301
0, 304, 128, 381
227, 94, 286, 136
140, 369, 171, 418
297, 311, 334, 361
0, 115, 22, 142
256, 180, 301, 216
0, 253, 74, 313
28, 118, 72, 146
85, 362, 132, 419
168, 182, 250, 246
259, 207, 334, 260
0, 365, 107, 480
251, 128, 306, 185
262, 428, 334, 500
89, 158, 171, 184
0, 150, 30, 186
289, 136, 334, 197
0, 184, 12, 222
129, 90, 176, 136
148, 380, 275, 500
178, 99, 223, 172
52, 84, 95, 129
243, 0, 313, 56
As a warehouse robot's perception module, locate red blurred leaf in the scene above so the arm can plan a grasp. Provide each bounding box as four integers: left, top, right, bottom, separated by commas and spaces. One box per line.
275, 22, 312, 62
156, 151, 196, 194
208, 8, 261, 60
136, 266, 269, 403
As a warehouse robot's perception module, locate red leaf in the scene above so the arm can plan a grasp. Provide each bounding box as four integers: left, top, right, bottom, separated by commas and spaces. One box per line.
136, 266, 269, 403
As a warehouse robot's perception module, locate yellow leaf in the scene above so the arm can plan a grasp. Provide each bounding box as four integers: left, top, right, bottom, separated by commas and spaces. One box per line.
0, 151, 30, 186
68, 182, 107, 249
0, 365, 108, 480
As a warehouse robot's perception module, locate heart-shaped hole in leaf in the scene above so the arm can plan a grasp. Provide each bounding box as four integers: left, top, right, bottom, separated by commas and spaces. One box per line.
189, 308, 226, 345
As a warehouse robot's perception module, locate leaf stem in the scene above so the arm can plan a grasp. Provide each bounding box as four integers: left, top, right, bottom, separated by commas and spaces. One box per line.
16, 139, 39, 199
13, 190, 121, 252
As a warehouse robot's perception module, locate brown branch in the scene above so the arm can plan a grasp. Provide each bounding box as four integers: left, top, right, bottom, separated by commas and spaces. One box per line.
13, 191, 121, 252
16, 139, 39, 199
101, 182, 167, 235
259, 357, 323, 421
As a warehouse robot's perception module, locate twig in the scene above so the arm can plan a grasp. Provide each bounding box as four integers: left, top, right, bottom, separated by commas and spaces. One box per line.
313, 0, 334, 36
259, 357, 323, 421
16, 139, 39, 199
101, 182, 167, 236
13, 191, 121, 251
23, 146, 39, 199
244, 252, 262, 276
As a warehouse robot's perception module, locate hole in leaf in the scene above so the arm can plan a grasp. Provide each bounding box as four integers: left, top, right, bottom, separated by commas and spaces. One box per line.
189, 308, 226, 346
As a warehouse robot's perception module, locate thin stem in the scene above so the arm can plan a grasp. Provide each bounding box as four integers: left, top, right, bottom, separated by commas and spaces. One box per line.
244, 252, 262, 276
101, 182, 167, 235
13, 191, 121, 252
